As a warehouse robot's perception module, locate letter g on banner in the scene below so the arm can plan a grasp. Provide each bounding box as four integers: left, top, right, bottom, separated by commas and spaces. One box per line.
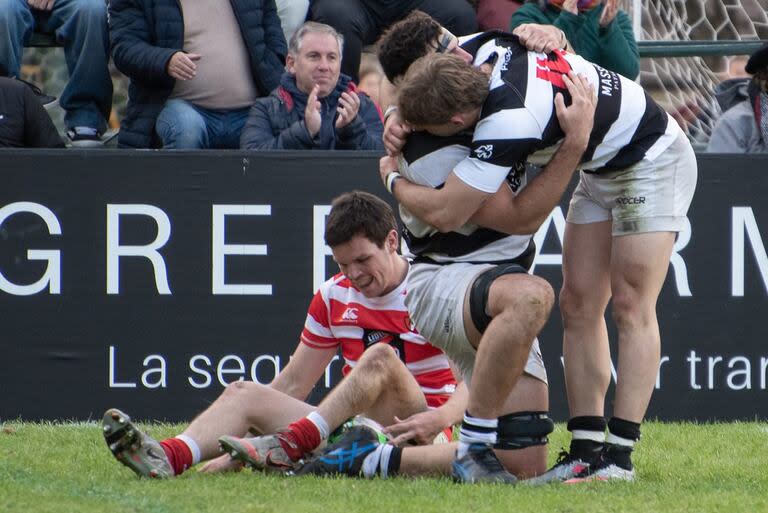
0, 202, 61, 295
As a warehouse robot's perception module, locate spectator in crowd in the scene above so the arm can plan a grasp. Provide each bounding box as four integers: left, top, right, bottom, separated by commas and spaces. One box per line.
358, 52, 384, 107
476, 0, 524, 31
240, 22, 383, 151
0, 0, 112, 146
309, 0, 478, 82
0, 76, 64, 147
108, 0, 287, 149
275, 0, 309, 43
707, 43, 768, 153
510, 0, 639, 80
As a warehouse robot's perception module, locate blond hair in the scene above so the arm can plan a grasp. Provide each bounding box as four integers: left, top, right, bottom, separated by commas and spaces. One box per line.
397, 53, 489, 126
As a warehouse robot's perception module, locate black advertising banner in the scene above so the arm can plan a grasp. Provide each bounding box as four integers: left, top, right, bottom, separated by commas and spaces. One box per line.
1, 151, 766, 421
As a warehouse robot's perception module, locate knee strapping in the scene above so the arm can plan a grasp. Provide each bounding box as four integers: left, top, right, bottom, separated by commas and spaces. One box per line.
493, 411, 554, 450
469, 264, 528, 333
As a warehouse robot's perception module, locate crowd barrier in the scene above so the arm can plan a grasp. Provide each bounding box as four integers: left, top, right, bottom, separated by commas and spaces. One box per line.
1, 150, 766, 421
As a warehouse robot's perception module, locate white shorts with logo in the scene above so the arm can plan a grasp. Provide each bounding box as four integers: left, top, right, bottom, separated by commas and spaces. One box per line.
405, 261, 548, 385
567, 130, 698, 235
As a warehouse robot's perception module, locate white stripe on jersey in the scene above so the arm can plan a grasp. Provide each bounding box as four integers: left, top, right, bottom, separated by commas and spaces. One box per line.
304, 313, 334, 339
399, 331, 431, 345
398, 138, 533, 263
405, 354, 453, 374
456, 34, 674, 185
323, 280, 405, 312
332, 325, 364, 340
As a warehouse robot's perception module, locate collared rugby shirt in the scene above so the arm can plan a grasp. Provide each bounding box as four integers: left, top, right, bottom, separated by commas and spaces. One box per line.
453, 32, 680, 194
300, 273, 457, 408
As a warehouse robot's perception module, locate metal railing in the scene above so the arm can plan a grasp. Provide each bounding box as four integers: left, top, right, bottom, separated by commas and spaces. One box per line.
638, 40, 767, 58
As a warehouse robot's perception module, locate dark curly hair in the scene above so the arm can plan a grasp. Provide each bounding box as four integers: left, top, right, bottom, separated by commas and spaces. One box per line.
325, 191, 397, 248
376, 10, 442, 83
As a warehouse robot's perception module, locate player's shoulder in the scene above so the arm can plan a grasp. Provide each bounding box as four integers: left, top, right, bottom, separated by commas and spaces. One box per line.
316, 273, 360, 302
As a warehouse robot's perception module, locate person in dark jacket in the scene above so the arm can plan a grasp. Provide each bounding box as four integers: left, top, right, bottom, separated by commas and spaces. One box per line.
241, 22, 384, 151
707, 43, 768, 154
0, 77, 64, 148
0, 0, 112, 146
109, 0, 287, 149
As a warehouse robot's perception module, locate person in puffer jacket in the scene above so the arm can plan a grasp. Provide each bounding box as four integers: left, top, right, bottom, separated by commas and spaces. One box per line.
109, 0, 287, 149
241, 22, 384, 151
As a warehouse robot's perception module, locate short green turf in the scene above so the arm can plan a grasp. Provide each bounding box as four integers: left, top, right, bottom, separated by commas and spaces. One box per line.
1, 421, 765, 513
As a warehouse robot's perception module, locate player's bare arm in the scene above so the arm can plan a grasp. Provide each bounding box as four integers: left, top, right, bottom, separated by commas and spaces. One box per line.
380, 156, 491, 232
384, 381, 468, 446
469, 71, 596, 234
269, 343, 337, 400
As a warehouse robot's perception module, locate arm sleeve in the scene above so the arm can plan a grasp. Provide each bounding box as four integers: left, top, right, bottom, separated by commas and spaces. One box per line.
240, 101, 315, 150
454, 109, 540, 192
108, 0, 177, 87
258, 0, 289, 92
706, 112, 747, 153
335, 94, 384, 151
509, 4, 551, 30
299, 290, 340, 350
22, 88, 64, 148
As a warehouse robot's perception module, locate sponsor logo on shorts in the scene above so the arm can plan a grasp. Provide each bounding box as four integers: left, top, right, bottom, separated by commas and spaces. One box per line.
616, 196, 646, 205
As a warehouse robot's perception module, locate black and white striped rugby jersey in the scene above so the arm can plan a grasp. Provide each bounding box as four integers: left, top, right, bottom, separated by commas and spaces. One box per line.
398, 131, 535, 266
453, 32, 682, 194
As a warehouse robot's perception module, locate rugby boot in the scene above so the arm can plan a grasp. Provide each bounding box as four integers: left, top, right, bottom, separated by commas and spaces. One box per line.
524, 450, 591, 485
294, 425, 380, 477
451, 443, 518, 484
564, 445, 635, 483
102, 408, 172, 478
219, 431, 298, 472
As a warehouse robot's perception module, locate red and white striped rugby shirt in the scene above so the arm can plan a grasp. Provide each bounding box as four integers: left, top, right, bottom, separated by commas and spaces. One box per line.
300, 272, 457, 408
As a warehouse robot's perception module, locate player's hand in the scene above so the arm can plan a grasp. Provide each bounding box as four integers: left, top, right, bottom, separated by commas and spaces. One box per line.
305, 84, 322, 137
166, 52, 201, 81
379, 155, 399, 188
383, 410, 446, 446
555, 71, 596, 148
27, 0, 55, 10
383, 110, 411, 156
513, 24, 564, 53
599, 0, 620, 27
335, 91, 360, 129
562, 0, 579, 15
198, 454, 244, 474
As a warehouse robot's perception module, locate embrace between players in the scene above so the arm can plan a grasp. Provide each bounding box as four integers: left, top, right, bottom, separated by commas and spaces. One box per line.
102, 11, 696, 484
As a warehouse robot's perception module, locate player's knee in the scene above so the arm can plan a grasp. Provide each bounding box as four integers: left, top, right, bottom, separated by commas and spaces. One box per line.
611, 290, 654, 332
357, 343, 398, 374
559, 283, 602, 324
221, 380, 263, 402
520, 276, 554, 322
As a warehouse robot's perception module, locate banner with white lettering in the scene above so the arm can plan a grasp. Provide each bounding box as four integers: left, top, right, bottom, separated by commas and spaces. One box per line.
1, 151, 766, 421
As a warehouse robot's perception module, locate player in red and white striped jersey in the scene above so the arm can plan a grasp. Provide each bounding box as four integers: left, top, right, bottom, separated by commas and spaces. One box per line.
103, 191, 463, 479
301, 271, 456, 409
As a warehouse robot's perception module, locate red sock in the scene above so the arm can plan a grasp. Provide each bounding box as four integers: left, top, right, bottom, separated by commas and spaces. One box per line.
160, 438, 193, 476
279, 418, 321, 461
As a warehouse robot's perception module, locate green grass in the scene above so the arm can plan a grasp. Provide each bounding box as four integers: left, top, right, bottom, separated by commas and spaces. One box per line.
1, 421, 766, 513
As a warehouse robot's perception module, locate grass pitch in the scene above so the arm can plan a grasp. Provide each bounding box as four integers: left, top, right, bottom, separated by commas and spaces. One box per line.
1, 421, 766, 513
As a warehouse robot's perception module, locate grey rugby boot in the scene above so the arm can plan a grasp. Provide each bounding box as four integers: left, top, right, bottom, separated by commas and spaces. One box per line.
523, 450, 590, 485
218, 432, 298, 472
102, 408, 173, 478
451, 443, 518, 484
